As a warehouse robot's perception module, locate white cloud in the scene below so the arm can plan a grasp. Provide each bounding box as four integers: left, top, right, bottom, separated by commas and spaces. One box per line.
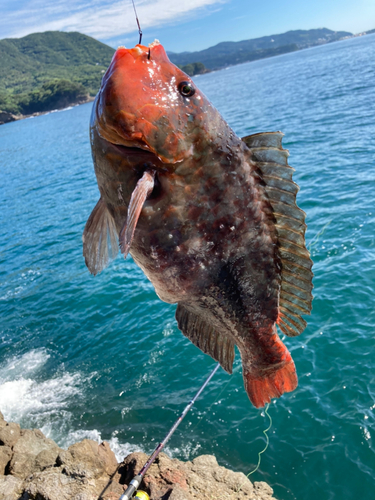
1, 0, 227, 41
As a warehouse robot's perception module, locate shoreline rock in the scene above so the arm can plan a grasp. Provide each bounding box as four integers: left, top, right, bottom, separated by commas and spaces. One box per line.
0, 411, 277, 500
0, 96, 95, 126
0, 111, 19, 125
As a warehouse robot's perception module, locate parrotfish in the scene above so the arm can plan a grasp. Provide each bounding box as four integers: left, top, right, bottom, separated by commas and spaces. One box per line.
83, 41, 313, 408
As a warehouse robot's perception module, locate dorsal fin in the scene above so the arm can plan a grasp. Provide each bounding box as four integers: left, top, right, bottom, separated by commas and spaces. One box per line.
242, 132, 313, 337
176, 304, 235, 373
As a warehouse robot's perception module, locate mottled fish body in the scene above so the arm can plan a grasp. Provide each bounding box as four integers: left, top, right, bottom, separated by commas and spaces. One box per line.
83, 42, 313, 408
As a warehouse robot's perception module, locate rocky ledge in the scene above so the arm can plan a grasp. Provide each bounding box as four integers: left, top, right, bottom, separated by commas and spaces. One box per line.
0, 111, 19, 125
0, 412, 276, 500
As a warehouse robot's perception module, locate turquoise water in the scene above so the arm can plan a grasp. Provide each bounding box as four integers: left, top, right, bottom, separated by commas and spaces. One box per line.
1, 34, 374, 499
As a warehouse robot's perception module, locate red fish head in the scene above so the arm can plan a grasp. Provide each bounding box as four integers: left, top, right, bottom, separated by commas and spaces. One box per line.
94, 41, 216, 166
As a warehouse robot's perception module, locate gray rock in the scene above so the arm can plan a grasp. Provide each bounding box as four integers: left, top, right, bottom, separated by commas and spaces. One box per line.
35, 446, 61, 471
58, 438, 118, 480
117, 451, 273, 500
0, 446, 12, 475
9, 453, 37, 480
0, 422, 21, 447
12, 429, 56, 455
168, 484, 194, 500
0, 413, 6, 429
23, 439, 120, 500
0, 415, 277, 500
10, 428, 60, 479
98, 441, 119, 476
254, 481, 275, 498
24, 468, 105, 500
0, 111, 18, 126
0, 475, 24, 500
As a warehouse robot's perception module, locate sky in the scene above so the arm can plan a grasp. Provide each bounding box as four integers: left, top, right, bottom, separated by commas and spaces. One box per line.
1, 0, 375, 53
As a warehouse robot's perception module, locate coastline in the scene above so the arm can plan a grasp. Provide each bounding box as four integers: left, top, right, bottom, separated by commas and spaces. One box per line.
0, 411, 277, 500
0, 95, 95, 126
1, 31, 374, 127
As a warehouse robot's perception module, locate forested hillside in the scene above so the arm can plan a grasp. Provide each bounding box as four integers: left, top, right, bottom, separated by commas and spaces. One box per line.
0, 31, 115, 115
1, 27, 372, 118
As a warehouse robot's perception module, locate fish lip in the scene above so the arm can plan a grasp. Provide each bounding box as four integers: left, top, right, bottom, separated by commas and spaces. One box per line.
111, 142, 155, 158
100, 135, 170, 171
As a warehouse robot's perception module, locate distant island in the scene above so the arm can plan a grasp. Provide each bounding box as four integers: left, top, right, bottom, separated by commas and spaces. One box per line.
0, 27, 374, 123
168, 27, 354, 69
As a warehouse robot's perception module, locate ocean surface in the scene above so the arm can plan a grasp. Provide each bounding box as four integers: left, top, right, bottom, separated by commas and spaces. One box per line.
1, 34, 374, 500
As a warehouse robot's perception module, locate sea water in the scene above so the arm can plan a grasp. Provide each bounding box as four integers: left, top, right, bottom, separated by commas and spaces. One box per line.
0, 34, 374, 500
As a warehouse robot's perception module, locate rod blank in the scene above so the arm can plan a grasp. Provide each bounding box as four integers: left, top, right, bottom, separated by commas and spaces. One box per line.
119, 363, 220, 499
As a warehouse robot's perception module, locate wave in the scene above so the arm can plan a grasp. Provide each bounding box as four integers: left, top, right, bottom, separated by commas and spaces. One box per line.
49, 106, 75, 113
0, 349, 82, 426
0, 349, 143, 461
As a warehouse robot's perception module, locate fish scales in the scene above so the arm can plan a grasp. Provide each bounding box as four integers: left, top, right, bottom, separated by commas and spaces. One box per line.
83, 42, 313, 408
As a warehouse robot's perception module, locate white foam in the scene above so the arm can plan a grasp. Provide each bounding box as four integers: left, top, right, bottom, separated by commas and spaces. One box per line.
58, 429, 143, 462
0, 348, 47, 380
0, 349, 83, 429
45, 106, 75, 116
107, 436, 143, 462
54, 428, 144, 462
59, 428, 103, 449
50, 106, 74, 113
0, 349, 144, 462
165, 442, 201, 460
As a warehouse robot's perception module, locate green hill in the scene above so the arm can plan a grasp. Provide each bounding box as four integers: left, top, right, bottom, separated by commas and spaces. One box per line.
1, 28, 371, 118
0, 31, 115, 115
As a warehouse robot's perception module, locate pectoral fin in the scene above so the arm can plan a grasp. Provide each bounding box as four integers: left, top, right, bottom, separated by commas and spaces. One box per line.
120, 170, 156, 258
82, 197, 119, 275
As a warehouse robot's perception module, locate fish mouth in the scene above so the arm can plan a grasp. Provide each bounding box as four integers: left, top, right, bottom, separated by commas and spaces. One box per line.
100, 134, 169, 171
111, 142, 156, 158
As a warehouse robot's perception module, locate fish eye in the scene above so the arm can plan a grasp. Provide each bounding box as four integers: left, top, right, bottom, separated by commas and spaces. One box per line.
178, 81, 195, 97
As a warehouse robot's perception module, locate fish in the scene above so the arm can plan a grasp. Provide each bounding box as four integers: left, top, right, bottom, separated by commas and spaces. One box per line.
83, 41, 313, 408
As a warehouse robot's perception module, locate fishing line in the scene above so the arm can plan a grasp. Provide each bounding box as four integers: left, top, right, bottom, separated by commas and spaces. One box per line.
237, 403, 272, 493
131, 0, 143, 44
247, 403, 272, 476
166, 362, 272, 495
308, 219, 332, 251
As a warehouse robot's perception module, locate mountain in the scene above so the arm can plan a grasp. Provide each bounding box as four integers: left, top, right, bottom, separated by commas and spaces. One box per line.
168, 28, 352, 69
0, 27, 370, 118
0, 31, 115, 115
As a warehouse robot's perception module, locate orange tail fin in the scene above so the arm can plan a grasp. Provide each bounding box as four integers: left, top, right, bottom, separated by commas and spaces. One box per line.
242, 333, 298, 408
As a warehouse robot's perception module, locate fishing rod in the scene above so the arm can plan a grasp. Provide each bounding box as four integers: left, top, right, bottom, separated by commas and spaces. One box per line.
119, 362, 221, 500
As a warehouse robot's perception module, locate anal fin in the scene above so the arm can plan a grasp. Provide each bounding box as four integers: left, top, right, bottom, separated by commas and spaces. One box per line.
82, 197, 119, 275
176, 304, 235, 374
